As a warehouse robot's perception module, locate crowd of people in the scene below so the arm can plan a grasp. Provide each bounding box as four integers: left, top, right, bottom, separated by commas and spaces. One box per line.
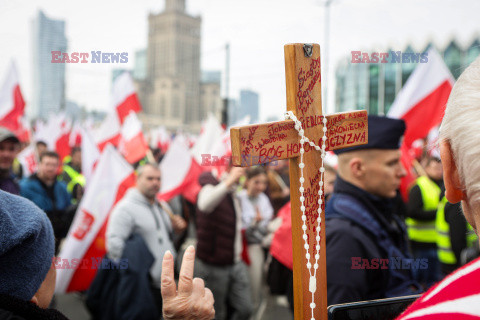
2, 58, 480, 320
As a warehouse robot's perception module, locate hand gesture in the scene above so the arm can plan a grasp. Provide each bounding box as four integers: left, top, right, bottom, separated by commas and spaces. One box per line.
161, 246, 215, 320
225, 167, 246, 187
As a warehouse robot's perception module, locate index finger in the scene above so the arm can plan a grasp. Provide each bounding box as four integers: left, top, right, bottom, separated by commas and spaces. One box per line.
161, 250, 177, 300
178, 245, 196, 295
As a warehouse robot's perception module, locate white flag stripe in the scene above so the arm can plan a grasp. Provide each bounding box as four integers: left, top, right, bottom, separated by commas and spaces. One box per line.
81, 127, 100, 185
159, 134, 192, 193
93, 111, 120, 146
190, 113, 225, 163
111, 72, 135, 108
402, 293, 480, 320
0, 62, 18, 119
120, 112, 142, 141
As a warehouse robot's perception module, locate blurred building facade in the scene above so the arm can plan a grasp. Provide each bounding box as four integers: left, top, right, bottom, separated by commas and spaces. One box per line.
138, 0, 206, 132
239, 89, 259, 124
200, 71, 222, 121
335, 37, 480, 115
133, 49, 147, 81
31, 10, 67, 120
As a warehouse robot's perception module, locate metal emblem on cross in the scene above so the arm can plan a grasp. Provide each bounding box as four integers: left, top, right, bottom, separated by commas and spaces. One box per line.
230, 43, 368, 320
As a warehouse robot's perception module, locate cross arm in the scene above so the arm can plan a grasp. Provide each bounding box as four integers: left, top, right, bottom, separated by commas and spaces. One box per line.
230, 110, 368, 166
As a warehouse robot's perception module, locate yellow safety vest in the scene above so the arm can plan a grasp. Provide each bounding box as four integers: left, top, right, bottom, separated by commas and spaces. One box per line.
62, 164, 86, 194
405, 176, 441, 243
436, 196, 477, 265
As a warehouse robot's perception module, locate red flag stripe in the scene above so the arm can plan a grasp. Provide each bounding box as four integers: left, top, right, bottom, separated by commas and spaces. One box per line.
116, 93, 142, 124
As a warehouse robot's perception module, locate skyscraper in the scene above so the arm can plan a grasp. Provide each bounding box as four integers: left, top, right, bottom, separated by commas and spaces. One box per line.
140, 0, 203, 131
31, 10, 67, 120
239, 89, 259, 124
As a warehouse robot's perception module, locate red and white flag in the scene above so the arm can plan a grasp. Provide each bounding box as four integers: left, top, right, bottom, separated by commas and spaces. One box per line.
149, 126, 171, 153
69, 122, 83, 147
16, 117, 31, 143
35, 114, 71, 161
16, 144, 37, 178
93, 111, 121, 152
396, 257, 480, 320
190, 114, 225, 164
55, 145, 135, 293
111, 72, 142, 124
206, 116, 251, 176
388, 48, 454, 148
158, 134, 203, 203
118, 112, 148, 164
81, 127, 100, 185
0, 61, 25, 132
388, 48, 454, 200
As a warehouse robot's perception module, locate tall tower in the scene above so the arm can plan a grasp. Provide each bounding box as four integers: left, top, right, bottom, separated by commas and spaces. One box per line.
142, 0, 202, 130
31, 10, 67, 120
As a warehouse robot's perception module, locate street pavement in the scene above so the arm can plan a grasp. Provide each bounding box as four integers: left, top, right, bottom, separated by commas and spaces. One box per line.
55, 289, 293, 320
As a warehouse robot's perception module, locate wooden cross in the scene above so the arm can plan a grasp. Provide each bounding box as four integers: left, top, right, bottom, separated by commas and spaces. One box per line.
230, 43, 368, 320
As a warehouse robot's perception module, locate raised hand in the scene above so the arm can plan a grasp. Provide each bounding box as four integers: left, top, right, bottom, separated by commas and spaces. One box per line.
161, 246, 215, 320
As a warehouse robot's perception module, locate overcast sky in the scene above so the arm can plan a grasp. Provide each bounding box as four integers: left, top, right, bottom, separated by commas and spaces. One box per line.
0, 0, 479, 122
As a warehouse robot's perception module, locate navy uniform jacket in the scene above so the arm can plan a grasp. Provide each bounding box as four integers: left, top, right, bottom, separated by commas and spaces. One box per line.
325, 176, 419, 305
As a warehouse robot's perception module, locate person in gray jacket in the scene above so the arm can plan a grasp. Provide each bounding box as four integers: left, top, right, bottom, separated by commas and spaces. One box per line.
106, 163, 187, 315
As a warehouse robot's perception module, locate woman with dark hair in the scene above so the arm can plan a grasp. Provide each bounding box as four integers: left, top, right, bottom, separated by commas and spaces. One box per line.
237, 166, 274, 312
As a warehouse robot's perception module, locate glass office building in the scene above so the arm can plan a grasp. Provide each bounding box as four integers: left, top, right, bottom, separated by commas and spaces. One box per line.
335, 38, 480, 115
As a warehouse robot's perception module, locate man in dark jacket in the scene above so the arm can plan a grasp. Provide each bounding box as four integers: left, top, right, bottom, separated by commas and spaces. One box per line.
195, 166, 253, 320
0, 190, 70, 320
20, 151, 72, 253
325, 116, 420, 305
0, 127, 20, 195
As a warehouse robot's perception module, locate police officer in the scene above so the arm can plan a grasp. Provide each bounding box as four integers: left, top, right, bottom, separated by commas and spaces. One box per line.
326, 115, 419, 305
406, 156, 443, 288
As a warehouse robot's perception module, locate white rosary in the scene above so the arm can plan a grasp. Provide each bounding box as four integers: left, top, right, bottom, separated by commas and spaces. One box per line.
284, 111, 327, 320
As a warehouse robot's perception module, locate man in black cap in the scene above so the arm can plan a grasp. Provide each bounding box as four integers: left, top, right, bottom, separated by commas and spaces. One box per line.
325, 115, 420, 305
0, 127, 20, 195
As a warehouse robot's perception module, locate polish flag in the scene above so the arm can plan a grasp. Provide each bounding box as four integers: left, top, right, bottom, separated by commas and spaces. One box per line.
388, 48, 454, 148
0, 62, 25, 132
16, 117, 31, 143
158, 135, 203, 204
396, 257, 480, 320
94, 111, 121, 151
81, 127, 100, 185
16, 144, 37, 178
388, 48, 454, 201
55, 145, 136, 293
111, 72, 142, 124
69, 123, 83, 147
55, 118, 72, 162
118, 112, 148, 164
207, 116, 251, 176
149, 126, 171, 153
35, 114, 72, 161
190, 114, 225, 163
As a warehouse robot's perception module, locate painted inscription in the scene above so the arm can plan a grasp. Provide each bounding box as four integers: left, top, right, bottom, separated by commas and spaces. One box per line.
238, 111, 367, 165
297, 57, 321, 115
